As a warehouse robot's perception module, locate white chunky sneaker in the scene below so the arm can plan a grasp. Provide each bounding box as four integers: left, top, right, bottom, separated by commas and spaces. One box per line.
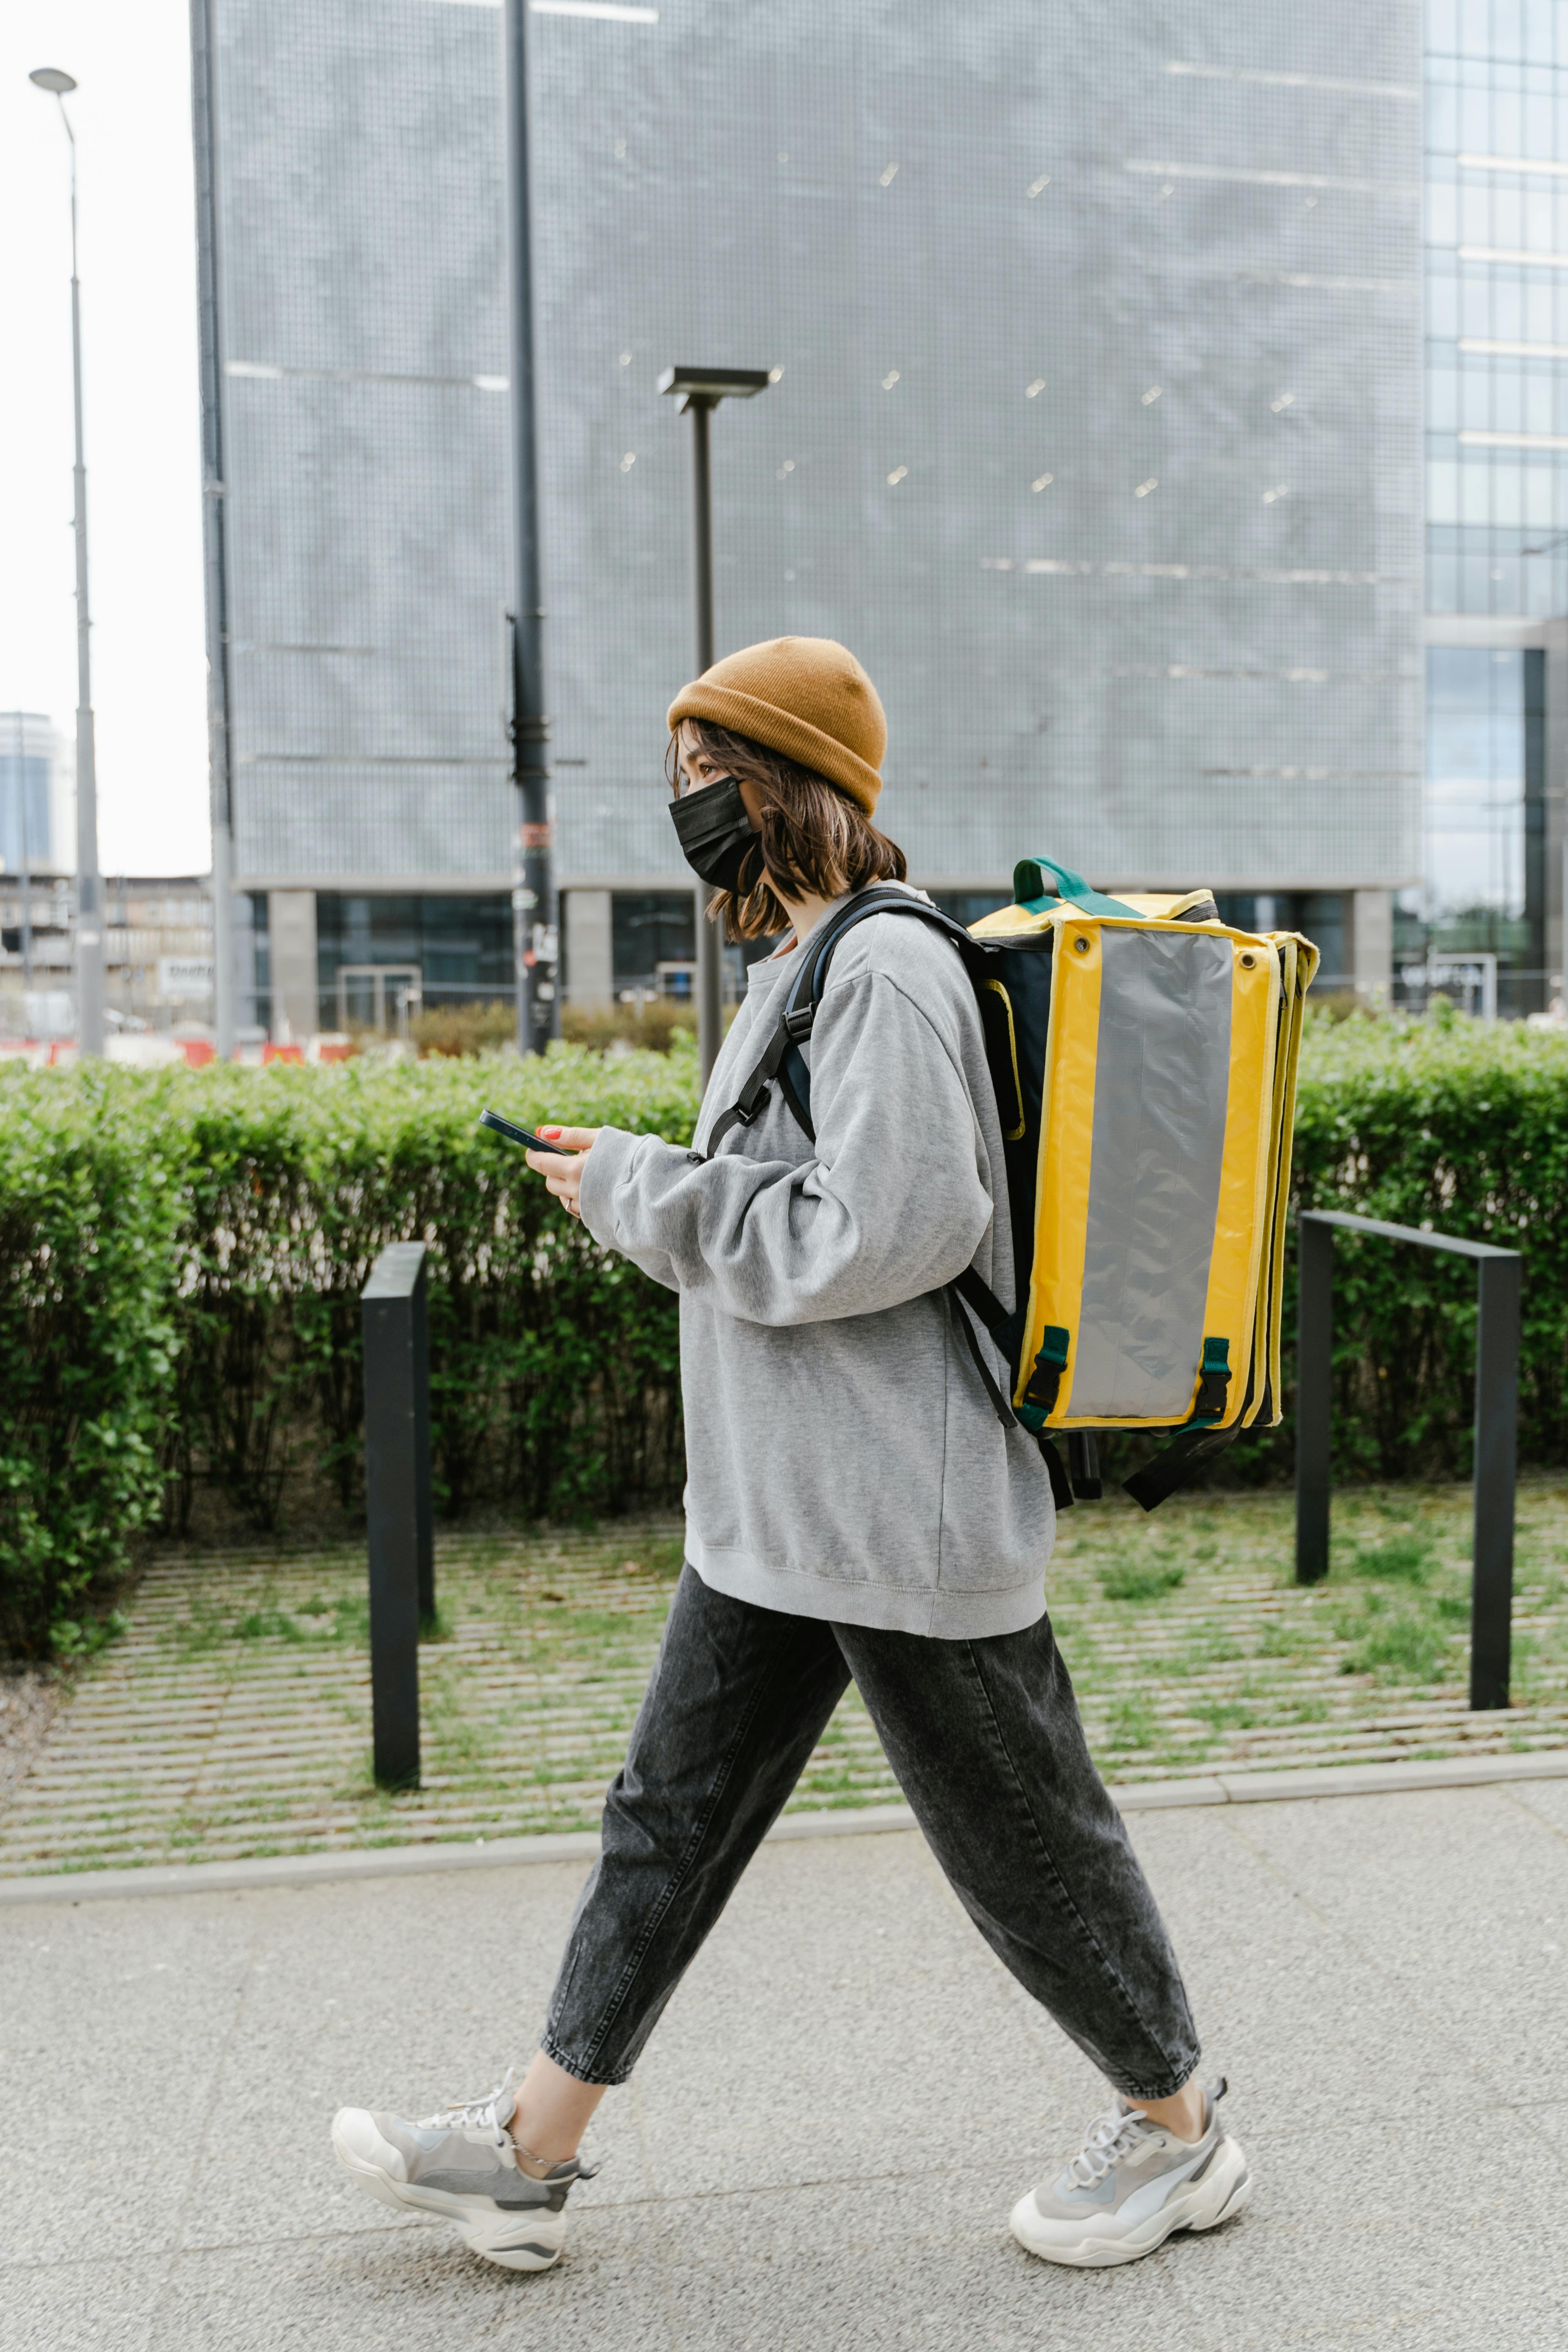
332, 2069, 596, 2272
1010, 2078, 1249, 2268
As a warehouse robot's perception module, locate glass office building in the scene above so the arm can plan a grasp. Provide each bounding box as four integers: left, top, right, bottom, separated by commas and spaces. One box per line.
0, 714, 54, 880
197, 0, 1424, 1032
1417, 0, 1568, 1014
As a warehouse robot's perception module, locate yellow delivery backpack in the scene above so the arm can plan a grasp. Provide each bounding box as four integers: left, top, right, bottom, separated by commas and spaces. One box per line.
706, 854, 1319, 1509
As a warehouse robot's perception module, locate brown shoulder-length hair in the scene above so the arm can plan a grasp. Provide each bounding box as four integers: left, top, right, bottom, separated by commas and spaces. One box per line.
665, 719, 907, 942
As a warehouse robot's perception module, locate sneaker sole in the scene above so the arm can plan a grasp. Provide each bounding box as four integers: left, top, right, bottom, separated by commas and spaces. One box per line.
330, 2116, 565, 2272
1010, 2135, 1251, 2269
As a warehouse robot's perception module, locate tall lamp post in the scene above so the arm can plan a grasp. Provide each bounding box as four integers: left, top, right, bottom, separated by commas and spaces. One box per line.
11, 714, 33, 994
502, 0, 558, 1057
658, 365, 771, 1084
189, 0, 237, 1061
30, 66, 105, 1058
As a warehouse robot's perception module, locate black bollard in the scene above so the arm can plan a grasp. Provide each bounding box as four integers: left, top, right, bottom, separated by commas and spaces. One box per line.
362, 1241, 434, 1788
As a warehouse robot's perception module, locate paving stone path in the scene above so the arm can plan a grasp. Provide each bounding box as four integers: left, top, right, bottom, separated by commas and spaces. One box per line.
4, 1483, 1567, 1876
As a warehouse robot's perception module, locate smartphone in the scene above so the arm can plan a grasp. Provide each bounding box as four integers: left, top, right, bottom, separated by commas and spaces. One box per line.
479, 1108, 573, 1155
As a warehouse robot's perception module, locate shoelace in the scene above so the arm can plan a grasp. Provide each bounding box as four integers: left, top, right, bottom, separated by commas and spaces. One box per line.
1066, 2103, 1156, 2188
419, 2065, 520, 2147
415, 2070, 603, 2182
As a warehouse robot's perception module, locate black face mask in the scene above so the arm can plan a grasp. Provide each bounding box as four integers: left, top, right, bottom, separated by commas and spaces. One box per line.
668, 775, 759, 893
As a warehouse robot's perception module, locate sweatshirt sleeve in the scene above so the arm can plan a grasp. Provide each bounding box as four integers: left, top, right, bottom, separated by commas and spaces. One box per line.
607, 1231, 682, 1294
576, 969, 993, 1325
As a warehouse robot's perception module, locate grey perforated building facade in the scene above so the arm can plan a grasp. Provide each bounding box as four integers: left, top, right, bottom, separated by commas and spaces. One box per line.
195, 0, 1425, 1031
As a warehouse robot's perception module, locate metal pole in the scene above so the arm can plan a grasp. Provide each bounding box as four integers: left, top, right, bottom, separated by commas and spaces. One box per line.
503, 0, 559, 1057
1294, 1214, 1334, 1583
362, 1243, 433, 1788
690, 398, 715, 673
51, 98, 104, 1058
688, 396, 723, 1081
411, 1267, 435, 1627
191, 0, 237, 1061
1470, 1252, 1519, 1710
15, 714, 31, 993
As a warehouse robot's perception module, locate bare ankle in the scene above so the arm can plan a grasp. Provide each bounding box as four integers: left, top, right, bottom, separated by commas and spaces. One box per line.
506, 2133, 563, 2179
504, 2049, 608, 2173
1131, 2079, 1206, 2143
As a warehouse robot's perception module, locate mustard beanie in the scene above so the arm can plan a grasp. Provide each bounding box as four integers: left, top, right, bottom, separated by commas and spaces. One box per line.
667, 636, 887, 815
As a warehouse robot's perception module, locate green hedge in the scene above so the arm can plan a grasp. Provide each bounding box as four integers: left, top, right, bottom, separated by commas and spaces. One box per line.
1290, 1016, 1568, 1482
0, 1079, 184, 1657
1, 1048, 695, 1656
3, 1017, 1568, 1656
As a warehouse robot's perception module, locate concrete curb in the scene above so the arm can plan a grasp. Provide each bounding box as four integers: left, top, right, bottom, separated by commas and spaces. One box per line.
2, 1752, 1564, 1907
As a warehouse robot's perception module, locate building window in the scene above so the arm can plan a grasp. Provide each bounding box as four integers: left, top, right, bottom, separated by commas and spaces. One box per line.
1213, 895, 1348, 989
313, 893, 513, 1029
0, 721, 52, 873
612, 893, 697, 997
1396, 648, 1546, 1017
1426, 13, 1568, 619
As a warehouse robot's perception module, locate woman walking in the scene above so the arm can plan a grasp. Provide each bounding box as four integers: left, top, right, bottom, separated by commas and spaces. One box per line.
332, 637, 1249, 2274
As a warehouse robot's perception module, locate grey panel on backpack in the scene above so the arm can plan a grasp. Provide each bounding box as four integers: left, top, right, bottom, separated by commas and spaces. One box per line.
1070, 932, 1233, 1418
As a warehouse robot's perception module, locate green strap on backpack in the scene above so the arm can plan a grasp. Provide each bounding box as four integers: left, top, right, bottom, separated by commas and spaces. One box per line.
1013, 855, 1144, 923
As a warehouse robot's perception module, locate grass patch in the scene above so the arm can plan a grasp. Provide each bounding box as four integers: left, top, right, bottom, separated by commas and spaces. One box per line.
1192, 1698, 1261, 1733
1099, 1562, 1185, 1603
1341, 1611, 1453, 1684
22, 1486, 1568, 1875
1348, 1531, 1435, 1584
233, 1608, 309, 1643
1105, 1695, 1158, 1749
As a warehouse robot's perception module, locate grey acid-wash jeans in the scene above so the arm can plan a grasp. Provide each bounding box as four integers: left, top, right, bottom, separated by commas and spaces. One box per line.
540, 1565, 1201, 2103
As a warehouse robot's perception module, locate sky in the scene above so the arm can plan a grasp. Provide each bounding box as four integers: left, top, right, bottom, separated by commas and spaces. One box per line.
0, 0, 209, 877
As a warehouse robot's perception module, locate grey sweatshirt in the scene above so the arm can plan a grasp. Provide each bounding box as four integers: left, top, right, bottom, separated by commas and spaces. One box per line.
577, 887, 1055, 1637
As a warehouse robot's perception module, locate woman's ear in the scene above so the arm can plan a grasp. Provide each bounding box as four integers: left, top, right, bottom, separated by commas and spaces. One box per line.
737, 777, 769, 829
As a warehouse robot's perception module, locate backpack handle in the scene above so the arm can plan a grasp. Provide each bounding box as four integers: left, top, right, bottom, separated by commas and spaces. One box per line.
1014, 856, 1142, 922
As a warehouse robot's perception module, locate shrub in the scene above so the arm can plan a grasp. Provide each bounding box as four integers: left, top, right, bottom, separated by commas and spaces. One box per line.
0, 1072, 185, 1655
5, 1013, 1568, 1657
561, 1001, 699, 1054
411, 1000, 518, 1058
0, 1047, 699, 1655
1288, 1017, 1568, 1482
164, 1048, 700, 1530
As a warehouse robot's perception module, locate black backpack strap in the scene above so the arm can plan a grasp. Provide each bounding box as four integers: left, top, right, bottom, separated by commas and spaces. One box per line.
1068, 1431, 1103, 1501
950, 1263, 1023, 1362
702, 1013, 802, 1157
704, 890, 979, 1155
947, 1285, 1072, 1511
789, 887, 975, 1017
1122, 1421, 1241, 1512
946, 1284, 1015, 1430
776, 1036, 816, 1140
1036, 1434, 1075, 1512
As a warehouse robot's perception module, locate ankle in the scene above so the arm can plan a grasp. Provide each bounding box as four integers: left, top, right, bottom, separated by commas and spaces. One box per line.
1133, 2081, 1206, 2143
505, 2100, 584, 2175
505, 2048, 607, 2172
508, 2139, 565, 2179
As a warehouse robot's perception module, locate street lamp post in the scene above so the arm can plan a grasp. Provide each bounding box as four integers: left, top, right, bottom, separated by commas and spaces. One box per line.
11, 714, 33, 993
190, 0, 238, 1061
502, 0, 558, 1058
30, 66, 105, 1058
658, 365, 771, 1084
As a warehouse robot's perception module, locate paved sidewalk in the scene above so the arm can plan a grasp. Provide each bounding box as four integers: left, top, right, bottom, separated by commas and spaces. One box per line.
6, 1779, 1567, 2351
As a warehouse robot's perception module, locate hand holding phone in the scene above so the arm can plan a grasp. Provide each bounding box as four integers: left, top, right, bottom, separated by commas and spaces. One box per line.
479, 1108, 573, 1155
482, 1111, 598, 1222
